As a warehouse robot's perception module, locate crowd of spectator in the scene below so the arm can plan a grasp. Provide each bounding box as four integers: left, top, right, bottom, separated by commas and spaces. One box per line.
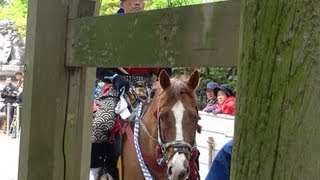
0, 72, 23, 136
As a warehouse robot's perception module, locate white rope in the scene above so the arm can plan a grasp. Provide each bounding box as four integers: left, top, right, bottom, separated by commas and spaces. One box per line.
133, 102, 153, 180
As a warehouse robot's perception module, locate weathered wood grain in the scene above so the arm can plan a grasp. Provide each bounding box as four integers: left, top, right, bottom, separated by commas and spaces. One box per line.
18, 0, 98, 179
66, 1, 240, 67
18, 0, 69, 179
63, 0, 98, 180
233, 0, 320, 179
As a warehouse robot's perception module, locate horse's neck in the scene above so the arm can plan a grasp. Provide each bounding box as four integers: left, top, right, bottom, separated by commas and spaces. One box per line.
140, 102, 159, 155
139, 87, 164, 150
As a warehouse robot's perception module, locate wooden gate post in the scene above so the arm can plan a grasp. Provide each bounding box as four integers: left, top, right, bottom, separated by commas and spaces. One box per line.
63, 0, 100, 179
207, 137, 216, 168
18, 0, 99, 179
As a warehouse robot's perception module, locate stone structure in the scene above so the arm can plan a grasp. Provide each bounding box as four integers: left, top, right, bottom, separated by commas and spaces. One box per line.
0, 20, 24, 78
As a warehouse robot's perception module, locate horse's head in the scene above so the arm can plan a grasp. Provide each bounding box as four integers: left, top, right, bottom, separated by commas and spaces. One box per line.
155, 69, 200, 180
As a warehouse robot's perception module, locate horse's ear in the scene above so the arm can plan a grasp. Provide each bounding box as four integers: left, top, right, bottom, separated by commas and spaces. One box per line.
187, 69, 200, 90
159, 69, 171, 90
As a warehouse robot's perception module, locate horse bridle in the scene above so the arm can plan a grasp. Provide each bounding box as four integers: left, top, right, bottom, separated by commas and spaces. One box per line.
154, 104, 199, 164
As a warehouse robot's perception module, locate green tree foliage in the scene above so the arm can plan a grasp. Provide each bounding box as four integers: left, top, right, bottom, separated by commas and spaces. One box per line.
100, 0, 120, 15
0, 0, 27, 35
145, 0, 202, 9
99, 0, 205, 15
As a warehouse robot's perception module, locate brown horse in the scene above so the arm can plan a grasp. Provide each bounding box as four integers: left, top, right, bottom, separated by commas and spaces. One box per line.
122, 69, 200, 180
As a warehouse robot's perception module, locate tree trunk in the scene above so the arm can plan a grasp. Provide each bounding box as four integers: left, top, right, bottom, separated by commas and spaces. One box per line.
232, 0, 320, 180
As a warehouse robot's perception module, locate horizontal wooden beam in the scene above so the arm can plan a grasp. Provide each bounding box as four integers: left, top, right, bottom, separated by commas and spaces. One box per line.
66, 0, 240, 68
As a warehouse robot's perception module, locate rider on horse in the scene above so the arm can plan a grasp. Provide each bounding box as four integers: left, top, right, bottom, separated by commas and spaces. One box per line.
92, 68, 171, 180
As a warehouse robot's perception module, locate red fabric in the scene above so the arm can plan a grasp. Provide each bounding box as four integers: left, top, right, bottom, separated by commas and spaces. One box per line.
92, 84, 112, 113
101, 83, 112, 95
92, 103, 99, 113
123, 68, 162, 76
188, 149, 200, 180
217, 96, 236, 116
108, 119, 125, 142
196, 124, 202, 134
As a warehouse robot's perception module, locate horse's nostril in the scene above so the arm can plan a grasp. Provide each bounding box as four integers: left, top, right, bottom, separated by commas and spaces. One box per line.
168, 166, 173, 175
178, 169, 188, 179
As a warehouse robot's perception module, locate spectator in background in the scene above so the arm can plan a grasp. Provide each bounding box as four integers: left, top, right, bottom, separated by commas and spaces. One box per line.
203, 81, 219, 112
15, 71, 24, 103
15, 72, 24, 89
213, 84, 236, 116
1, 77, 18, 126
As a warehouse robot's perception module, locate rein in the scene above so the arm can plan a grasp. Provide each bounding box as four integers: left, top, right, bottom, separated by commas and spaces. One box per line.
132, 101, 154, 179
124, 94, 167, 179
125, 124, 167, 175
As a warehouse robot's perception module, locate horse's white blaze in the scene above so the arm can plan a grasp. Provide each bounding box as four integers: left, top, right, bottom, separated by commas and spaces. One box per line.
169, 101, 188, 177
169, 153, 187, 176
171, 100, 185, 141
